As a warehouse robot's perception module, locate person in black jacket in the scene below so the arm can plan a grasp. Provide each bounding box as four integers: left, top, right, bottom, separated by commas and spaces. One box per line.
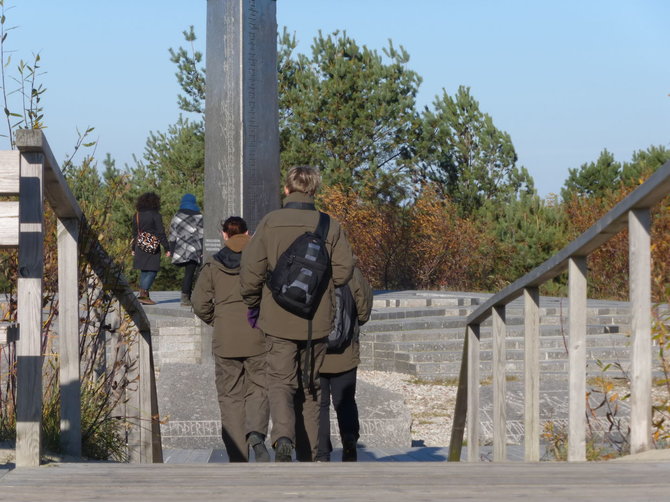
131, 192, 170, 305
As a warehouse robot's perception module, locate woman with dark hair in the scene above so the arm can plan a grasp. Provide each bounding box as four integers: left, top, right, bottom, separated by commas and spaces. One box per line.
191, 216, 270, 462
168, 193, 204, 306
131, 192, 170, 305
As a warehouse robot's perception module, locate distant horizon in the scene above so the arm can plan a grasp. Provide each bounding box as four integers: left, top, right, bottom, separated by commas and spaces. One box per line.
5, 0, 668, 197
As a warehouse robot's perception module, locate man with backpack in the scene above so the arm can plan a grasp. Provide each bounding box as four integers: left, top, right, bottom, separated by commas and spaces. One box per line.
240, 166, 355, 462
316, 266, 373, 462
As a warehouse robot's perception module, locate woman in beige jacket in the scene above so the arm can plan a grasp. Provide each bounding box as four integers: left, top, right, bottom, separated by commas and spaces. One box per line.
191, 216, 270, 462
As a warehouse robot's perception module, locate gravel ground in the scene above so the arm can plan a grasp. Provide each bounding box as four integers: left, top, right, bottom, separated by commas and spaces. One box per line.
358, 370, 457, 447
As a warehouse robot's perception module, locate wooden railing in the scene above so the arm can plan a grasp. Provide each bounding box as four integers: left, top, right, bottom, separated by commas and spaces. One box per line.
0, 130, 162, 466
448, 160, 670, 462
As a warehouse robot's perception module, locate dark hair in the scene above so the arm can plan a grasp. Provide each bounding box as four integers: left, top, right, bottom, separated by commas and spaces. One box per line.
136, 192, 161, 211
222, 216, 247, 237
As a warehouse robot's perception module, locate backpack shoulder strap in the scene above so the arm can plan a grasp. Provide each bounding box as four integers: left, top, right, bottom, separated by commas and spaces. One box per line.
284, 202, 316, 210
315, 211, 330, 241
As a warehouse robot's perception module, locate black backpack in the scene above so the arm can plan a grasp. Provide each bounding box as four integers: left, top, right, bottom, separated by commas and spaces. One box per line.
327, 284, 357, 351
267, 203, 331, 319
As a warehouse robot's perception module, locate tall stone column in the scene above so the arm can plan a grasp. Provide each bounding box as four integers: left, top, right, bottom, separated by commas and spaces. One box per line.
204, 0, 280, 254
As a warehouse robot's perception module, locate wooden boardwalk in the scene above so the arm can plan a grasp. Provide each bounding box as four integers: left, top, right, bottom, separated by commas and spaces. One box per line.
2, 460, 670, 501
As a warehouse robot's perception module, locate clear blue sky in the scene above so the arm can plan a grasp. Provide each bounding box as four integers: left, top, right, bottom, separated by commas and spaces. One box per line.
6, 0, 669, 197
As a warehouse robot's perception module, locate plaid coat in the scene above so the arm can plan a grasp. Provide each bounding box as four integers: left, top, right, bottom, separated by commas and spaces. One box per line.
168, 209, 204, 264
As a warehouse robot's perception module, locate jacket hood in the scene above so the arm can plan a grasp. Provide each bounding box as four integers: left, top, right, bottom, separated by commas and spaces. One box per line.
213, 234, 250, 271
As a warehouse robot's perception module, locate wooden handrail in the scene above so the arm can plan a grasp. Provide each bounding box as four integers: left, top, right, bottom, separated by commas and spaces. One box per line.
7, 130, 162, 465
449, 159, 670, 462
467, 161, 670, 326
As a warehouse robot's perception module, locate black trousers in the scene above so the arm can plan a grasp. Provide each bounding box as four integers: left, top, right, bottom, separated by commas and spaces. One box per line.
317, 367, 359, 459
178, 260, 199, 295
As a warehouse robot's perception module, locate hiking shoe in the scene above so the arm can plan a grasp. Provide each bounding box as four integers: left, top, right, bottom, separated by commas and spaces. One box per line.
138, 296, 156, 306
180, 293, 192, 307
248, 432, 270, 463
274, 437, 293, 462
342, 440, 357, 462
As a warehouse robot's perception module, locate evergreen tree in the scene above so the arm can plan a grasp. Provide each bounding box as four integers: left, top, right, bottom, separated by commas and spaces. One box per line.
561, 146, 670, 201
168, 25, 205, 115
561, 149, 622, 200
487, 192, 568, 283
279, 30, 421, 201
417, 86, 534, 215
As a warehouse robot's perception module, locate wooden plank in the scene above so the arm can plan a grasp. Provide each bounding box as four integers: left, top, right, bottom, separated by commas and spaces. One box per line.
467, 159, 670, 325
447, 331, 469, 461
5, 461, 670, 501
0, 201, 19, 247
523, 287, 540, 462
57, 218, 81, 458
138, 327, 158, 462
568, 256, 587, 462
15, 151, 44, 467
466, 324, 480, 463
492, 305, 506, 462
629, 208, 652, 454
15, 130, 82, 220
0, 150, 20, 193
126, 329, 142, 463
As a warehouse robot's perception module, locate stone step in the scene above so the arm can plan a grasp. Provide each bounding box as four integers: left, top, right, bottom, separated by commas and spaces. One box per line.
405, 359, 637, 380
370, 306, 472, 320
368, 332, 631, 356
362, 317, 467, 333
372, 294, 483, 308
151, 314, 200, 329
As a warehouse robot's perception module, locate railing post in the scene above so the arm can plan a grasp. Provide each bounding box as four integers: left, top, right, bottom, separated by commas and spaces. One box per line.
492, 305, 507, 462
523, 287, 540, 461
568, 256, 587, 461
629, 208, 651, 454
466, 324, 480, 462
16, 150, 45, 467
448, 330, 468, 461
58, 217, 81, 457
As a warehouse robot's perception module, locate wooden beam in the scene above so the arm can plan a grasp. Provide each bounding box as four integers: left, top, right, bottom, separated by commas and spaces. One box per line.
568, 256, 587, 462
58, 218, 82, 458
15, 130, 82, 220
466, 324, 480, 463
448, 332, 469, 462
0, 150, 20, 194
523, 287, 540, 462
15, 151, 45, 467
629, 208, 652, 454
492, 306, 506, 462
467, 159, 670, 325
0, 201, 19, 248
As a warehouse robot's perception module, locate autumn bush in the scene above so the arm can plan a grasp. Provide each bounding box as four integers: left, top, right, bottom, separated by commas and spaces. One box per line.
319, 184, 495, 291
563, 178, 670, 301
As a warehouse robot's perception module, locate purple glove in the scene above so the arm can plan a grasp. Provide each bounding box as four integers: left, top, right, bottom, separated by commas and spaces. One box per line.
246, 307, 260, 329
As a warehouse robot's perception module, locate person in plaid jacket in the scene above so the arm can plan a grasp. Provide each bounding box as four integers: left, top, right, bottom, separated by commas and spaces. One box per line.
168, 193, 204, 306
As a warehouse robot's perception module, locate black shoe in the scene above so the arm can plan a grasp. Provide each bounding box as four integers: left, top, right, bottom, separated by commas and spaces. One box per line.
342, 440, 357, 462
274, 437, 293, 462
315, 453, 331, 462
248, 432, 270, 463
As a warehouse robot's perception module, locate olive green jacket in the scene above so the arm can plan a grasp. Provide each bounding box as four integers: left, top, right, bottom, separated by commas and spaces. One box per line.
240, 192, 356, 341
321, 267, 373, 374
192, 234, 266, 358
